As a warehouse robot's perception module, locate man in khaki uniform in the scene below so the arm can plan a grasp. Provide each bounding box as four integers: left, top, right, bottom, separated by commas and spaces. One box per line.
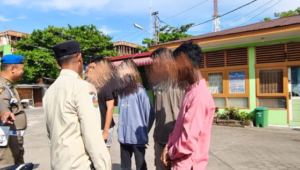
43, 40, 111, 170
0, 54, 27, 168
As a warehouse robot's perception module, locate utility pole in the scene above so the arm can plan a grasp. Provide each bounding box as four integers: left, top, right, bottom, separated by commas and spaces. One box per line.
213, 0, 221, 32
152, 11, 159, 45
149, 0, 152, 41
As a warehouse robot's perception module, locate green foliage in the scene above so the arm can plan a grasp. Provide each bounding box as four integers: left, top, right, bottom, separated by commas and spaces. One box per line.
136, 46, 150, 52
142, 38, 154, 47
265, 7, 300, 21
142, 23, 194, 47
12, 24, 119, 83
274, 7, 300, 18
245, 112, 255, 122
223, 106, 240, 120
238, 111, 248, 121
216, 106, 254, 123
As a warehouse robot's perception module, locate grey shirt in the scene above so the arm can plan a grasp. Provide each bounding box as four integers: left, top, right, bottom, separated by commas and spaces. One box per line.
153, 85, 184, 144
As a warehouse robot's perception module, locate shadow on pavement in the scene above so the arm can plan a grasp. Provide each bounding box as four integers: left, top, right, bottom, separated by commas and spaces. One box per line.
33, 164, 40, 169
113, 163, 121, 170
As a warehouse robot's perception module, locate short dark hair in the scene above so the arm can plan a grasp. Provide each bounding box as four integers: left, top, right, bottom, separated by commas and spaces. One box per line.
151, 48, 173, 59
91, 55, 104, 64
86, 55, 105, 65
173, 41, 202, 69
1, 64, 13, 71
57, 53, 79, 66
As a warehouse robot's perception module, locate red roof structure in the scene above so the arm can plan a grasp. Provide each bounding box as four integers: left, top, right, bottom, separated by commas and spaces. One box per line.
107, 52, 152, 67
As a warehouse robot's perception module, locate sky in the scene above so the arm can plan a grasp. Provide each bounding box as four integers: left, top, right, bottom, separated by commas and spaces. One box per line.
0, 0, 299, 46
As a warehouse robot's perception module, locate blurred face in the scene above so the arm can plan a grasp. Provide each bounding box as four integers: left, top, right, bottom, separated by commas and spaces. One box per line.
146, 50, 177, 86
87, 62, 96, 74
11, 64, 24, 82
175, 53, 191, 81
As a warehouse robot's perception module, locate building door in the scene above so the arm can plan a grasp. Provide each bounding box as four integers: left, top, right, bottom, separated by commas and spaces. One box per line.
288, 67, 300, 122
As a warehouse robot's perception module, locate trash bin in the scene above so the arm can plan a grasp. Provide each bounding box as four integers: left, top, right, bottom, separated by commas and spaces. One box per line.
255, 107, 268, 128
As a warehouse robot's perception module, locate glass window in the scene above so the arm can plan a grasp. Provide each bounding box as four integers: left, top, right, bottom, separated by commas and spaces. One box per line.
229, 71, 246, 94
258, 98, 286, 109
208, 73, 223, 94
227, 98, 248, 108
259, 69, 283, 93
291, 67, 300, 97
213, 98, 226, 108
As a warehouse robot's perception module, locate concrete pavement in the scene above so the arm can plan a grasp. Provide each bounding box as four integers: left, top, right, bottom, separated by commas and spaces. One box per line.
23, 108, 300, 170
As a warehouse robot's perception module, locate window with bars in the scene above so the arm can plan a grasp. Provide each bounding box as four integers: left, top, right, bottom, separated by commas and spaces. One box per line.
203, 47, 248, 68
226, 48, 248, 66
206, 50, 225, 68
259, 69, 283, 93
256, 44, 286, 64
200, 54, 205, 68
287, 41, 300, 61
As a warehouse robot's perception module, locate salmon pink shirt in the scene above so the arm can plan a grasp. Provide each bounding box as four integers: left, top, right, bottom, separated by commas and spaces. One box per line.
166, 79, 215, 170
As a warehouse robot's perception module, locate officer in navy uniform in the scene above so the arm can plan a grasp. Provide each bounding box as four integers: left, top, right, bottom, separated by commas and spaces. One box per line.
0, 54, 27, 168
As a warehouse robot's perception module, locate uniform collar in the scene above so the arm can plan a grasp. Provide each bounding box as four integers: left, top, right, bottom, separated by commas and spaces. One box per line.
60, 69, 82, 79
0, 76, 13, 87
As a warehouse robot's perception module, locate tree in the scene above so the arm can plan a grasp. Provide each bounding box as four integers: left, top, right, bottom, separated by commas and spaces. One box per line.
142, 23, 195, 47
136, 46, 150, 52
12, 24, 119, 83
275, 7, 300, 18
265, 7, 300, 20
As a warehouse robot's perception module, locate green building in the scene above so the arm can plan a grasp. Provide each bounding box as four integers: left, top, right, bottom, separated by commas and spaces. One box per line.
110, 15, 300, 127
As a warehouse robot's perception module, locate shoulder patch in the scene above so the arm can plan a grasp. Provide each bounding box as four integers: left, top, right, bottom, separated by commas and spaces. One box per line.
92, 94, 99, 108
89, 91, 96, 95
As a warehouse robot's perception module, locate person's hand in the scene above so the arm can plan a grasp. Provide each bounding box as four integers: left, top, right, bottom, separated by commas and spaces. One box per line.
160, 146, 171, 167
102, 130, 109, 141
1, 110, 15, 125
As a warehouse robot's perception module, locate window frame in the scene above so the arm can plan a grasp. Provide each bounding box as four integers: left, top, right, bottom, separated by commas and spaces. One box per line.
256, 67, 288, 97
203, 68, 250, 109
205, 71, 226, 97
255, 67, 288, 110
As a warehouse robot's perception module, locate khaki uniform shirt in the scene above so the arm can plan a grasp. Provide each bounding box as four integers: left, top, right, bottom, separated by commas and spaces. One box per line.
43, 69, 111, 170
153, 86, 184, 144
0, 76, 27, 130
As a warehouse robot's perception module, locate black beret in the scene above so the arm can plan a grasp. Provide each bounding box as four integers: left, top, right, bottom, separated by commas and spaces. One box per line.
52, 40, 81, 60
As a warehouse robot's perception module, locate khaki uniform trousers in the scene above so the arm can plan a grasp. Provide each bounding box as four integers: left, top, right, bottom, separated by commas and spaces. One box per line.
0, 133, 24, 168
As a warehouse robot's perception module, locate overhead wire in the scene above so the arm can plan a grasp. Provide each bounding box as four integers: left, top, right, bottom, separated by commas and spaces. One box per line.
224, 0, 274, 28
113, 30, 140, 41
238, 0, 282, 26
162, 0, 209, 21
190, 0, 258, 28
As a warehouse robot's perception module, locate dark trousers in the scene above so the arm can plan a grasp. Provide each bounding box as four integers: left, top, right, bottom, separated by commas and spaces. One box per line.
120, 143, 147, 170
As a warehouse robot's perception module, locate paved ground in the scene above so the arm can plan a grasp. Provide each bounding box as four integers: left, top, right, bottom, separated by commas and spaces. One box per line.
23, 108, 300, 170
